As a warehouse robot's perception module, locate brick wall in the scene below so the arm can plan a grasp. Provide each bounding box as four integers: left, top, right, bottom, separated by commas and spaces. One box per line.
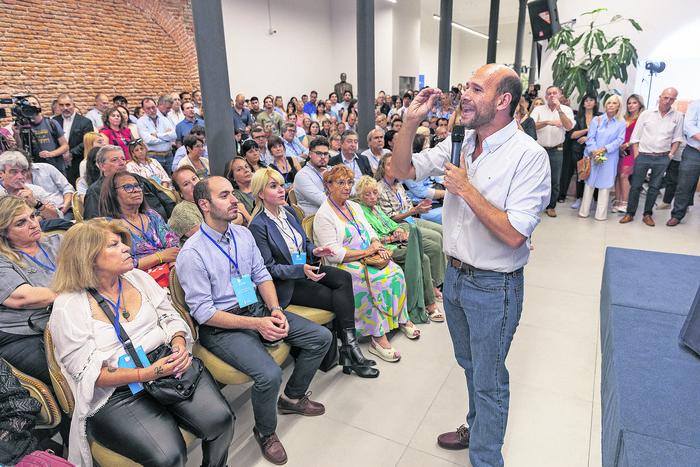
0, 0, 199, 126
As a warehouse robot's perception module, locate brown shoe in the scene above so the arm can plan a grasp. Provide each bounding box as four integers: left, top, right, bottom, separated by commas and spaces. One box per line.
277, 392, 325, 416
667, 217, 680, 227
643, 215, 655, 227
546, 208, 557, 218
253, 427, 288, 465
437, 424, 470, 450
619, 214, 633, 224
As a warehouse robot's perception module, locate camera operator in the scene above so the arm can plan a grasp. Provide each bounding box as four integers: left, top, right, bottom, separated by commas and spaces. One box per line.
523, 84, 541, 106
12, 96, 69, 173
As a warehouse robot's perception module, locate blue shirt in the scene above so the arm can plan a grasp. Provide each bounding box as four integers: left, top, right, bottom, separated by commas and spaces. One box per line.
176, 222, 272, 324
303, 101, 316, 116
175, 117, 205, 144
685, 100, 700, 151
584, 114, 626, 188
137, 114, 176, 153
284, 137, 308, 162
232, 107, 253, 135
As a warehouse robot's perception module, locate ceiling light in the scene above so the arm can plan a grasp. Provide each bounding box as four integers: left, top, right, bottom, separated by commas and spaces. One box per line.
433, 14, 499, 42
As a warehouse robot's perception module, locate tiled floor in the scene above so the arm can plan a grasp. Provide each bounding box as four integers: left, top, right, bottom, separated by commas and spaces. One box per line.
186, 192, 700, 467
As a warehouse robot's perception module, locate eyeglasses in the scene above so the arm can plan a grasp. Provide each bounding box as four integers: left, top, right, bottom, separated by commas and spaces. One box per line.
128, 138, 143, 147
334, 180, 355, 187
311, 151, 330, 157
118, 182, 143, 193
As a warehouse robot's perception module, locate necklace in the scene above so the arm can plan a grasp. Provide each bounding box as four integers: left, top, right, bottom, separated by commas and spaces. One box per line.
98, 279, 130, 319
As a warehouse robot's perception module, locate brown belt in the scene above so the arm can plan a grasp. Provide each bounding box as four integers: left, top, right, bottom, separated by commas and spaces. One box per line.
448, 256, 487, 272
543, 146, 563, 151
147, 151, 172, 156
639, 152, 670, 157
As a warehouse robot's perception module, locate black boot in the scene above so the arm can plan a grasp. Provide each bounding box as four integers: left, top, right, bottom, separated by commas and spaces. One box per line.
339, 329, 379, 378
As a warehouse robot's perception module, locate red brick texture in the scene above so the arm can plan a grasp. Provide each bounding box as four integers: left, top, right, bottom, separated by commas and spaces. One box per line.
0, 0, 199, 125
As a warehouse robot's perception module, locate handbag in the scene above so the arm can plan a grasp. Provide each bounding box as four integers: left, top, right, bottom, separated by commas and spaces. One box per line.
146, 263, 170, 288
360, 249, 393, 309
87, 289, 204, 405
16, 450, 74, 467
577, 155, 591, 181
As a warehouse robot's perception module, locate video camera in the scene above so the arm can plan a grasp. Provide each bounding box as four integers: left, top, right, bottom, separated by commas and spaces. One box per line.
0, 94, 42, 155
523, 84, 541, 104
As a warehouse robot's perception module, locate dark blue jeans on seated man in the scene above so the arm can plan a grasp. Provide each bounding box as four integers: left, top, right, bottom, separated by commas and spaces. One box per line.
626, 153, 671, 217
546, 147, 563, 210
198, 301, 332, 437
670, 145, 700, 221
443, 264, 524, 467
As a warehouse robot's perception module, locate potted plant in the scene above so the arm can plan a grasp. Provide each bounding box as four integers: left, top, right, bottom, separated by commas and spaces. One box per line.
547, 8, 642, 102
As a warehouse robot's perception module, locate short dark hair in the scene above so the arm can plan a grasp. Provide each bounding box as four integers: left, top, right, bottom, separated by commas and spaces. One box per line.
98, 171, 148, 218
343, 91, 353, 99
171, 165, 198, 193
113, 95, 127, 105
328, 92, 338, 99
310, 91, 317, 96
340, 130, 358, 144
436, 117, 448, 126
183, 134, 200, 151
403, 92, 412, 100
250, 96, 259, 103
241, 139, 259, 156
179, 91, 191, 100
497, 73, 524, 117
193, 176, 214, 215
267, 135, 284, 151
189, 125, 205, 136
309, 136, 330, 152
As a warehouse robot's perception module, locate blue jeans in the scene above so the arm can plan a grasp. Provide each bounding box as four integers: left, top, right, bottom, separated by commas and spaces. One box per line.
198, 304, 331, 436
443, 265, 524, 467
151, 152, 174, 177
626, 153, 670, 217
545, 147, 563, 209
671, 145, 700, 221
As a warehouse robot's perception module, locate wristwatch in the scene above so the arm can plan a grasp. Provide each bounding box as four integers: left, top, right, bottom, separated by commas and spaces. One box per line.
270, 305, 284, 313
34, 201, 44, 210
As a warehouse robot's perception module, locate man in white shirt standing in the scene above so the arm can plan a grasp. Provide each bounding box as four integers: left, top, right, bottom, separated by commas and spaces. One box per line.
85, 93, 110, 129
392, 64, 550, 467
137, 97, 177, 176
530, 86, 574, 217
167, 92, 185, 124
620, 87, 684, 226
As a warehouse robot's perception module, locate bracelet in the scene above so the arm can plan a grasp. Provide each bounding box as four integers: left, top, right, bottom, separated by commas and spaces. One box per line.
169, 334, 185, 346
270, 305, 284, 313
137, 368, 141, 384
156, 251, 163, 264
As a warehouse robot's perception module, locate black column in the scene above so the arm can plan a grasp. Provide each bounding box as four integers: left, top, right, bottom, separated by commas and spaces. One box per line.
486, 0, 500, 64
191, 0, 237, 176
437, 0, 453, 93
529, 40, 538, 85
514, 0, 528, 74
356, 0, 375, 152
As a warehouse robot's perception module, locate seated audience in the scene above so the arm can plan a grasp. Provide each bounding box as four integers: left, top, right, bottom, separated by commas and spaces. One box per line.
294, 137, 330, 215
328, 131, 342, 158
99, 106, 134, 157
356, 176, 445, 322
177, 135, 210, 179
78, 146, 103, 202
301, 121, 321, 149
0, 151, 60, 219
78, 131, 107, 182
268, 135, 301, 194
0, 195, 60, 385
241, 139, 268, 173
126, 139, 171, 187
172, 125, 208, 171
361, 129, 390, 171
83, 145, 175, 221
328, 131, 373, 194
313, 165, 417, 363
98, 171, 180, 274
169, 166, 204, 244
50, 219, 234, 467
224, 157, 255, 225
23, 155, 75, 216
281, 122, 308, 162
176, 176, 332, 466
248, 169, 378, 378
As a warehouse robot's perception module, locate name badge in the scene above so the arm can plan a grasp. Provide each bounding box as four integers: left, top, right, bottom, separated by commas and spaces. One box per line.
284, 182, 292, 188
292, 252, 306, 264
117, 345, 150, 394
402, 210, 416, 224
232, 274, 258, 307
152, 175, 161, 184
361, 241, 370, 249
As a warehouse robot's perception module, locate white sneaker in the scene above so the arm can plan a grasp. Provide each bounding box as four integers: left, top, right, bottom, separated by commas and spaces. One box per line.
657, 203, 671, 210
571, 199, 582, 209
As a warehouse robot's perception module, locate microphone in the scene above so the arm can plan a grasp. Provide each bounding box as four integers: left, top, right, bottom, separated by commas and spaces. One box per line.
450, 125, 465, 167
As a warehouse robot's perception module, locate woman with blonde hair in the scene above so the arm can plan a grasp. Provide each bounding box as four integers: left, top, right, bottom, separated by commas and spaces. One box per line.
578, 95, 626, 220
49, 219, 233, 467
0, 196, 61, 385
248, 169, 378, 377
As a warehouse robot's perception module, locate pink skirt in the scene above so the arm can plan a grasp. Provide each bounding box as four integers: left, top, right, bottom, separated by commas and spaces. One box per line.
617, 152, 634, 176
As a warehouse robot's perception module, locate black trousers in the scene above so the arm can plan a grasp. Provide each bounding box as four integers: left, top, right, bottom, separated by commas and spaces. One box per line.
0, 331, 50, 386
87, 369, 234, 467
289, 265, 355, 330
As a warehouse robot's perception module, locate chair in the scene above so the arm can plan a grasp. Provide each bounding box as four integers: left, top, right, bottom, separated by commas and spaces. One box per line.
4, 359, 61, 430
45, 329, 196, 466
302, 214, 316, 243
291, 204, 305, 223
148, 178, 181, 204
288, 188, 298, 206
72, 191, 84, 222
169, 267, 292, 386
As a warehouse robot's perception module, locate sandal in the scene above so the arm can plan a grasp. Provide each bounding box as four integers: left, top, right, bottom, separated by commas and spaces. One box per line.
426, 307, 445, 323
369, 337, 401, 362
399, 323, 420, 339
434, 288, 443, 302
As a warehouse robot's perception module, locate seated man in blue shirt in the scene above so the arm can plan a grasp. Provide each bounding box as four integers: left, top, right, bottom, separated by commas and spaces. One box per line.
176, 176, 332, 466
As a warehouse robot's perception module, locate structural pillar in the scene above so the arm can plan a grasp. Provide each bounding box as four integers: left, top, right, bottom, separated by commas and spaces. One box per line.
437, 0, 453, 93
514, 0, 528, 74
191, 0, 237, 176
529, 40, 538, 85
486, 0, 500, 63
356, 0, 375, 152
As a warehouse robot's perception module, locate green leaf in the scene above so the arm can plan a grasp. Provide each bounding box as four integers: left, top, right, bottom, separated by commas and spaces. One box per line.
581, 8, 608, 16
594, 30, 606, 53
628, 18, 643, 31
583, 30, 596, 54
611, 14, 622, 22
605, 36, 620, 51
570, 33, 584, 47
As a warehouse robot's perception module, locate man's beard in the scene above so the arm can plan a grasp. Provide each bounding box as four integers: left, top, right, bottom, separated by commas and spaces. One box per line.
464, 97, 497, 130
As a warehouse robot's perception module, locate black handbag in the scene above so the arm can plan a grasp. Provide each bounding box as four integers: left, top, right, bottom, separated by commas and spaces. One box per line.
88, 289, 204, 405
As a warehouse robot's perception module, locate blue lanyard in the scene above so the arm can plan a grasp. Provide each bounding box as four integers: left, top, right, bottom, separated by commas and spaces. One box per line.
328, 198, 365, 242
242, 191, 255, 200
313, 168, 324, 184
140, 162, 155, 176
373, 207, 392, 232
19, 243, 56, 271
122, 214, 159, 248
276, 217, 300, 252
187, 156, 209, 177
201, 226, 241, 276
97, 277, 126, 345
272, 158, 290, 182
384, 178, 403, 208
